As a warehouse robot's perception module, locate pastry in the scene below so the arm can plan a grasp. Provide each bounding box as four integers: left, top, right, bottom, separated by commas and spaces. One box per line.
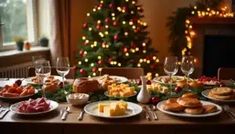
208, 92, 234, 100
203, 105, 218, 113
182, 93, 198, 99
210, 87, 233, 96
177, 97, 202, 108
165, 98, 178, 104
73, 79, 100, 93
184, 107, 204, 115
163, 99, 185, 112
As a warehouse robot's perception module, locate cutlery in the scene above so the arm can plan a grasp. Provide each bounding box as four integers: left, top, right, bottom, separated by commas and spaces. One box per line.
147, 105, 158, 120
150, 105, 158, 120
0, 107, 10, 119
61, 106, 70, 121
143, 106, 151, 121
77, 109, 85, 121
223, 105, 235, 120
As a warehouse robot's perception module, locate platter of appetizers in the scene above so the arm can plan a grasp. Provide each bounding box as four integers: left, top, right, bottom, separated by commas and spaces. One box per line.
84, 100, 142, 119
10, 97, 59, 115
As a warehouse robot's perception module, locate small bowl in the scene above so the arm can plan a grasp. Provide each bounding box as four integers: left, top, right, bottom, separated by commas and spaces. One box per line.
66, 93, 89, 106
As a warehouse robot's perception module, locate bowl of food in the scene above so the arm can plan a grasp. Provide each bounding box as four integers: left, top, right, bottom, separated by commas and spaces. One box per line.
66, 93, 89, 106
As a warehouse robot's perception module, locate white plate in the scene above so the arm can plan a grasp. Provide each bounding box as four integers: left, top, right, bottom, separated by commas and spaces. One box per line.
10, 100, 59, 115
84, 100, 142, 119
0, 90, 38, 100
24, 75, 63, 85
91, 75, 128, 83
202, 89, 235, 102
157, 100, 222, 117
153, 76, 191, 85
104, 91, 137, 98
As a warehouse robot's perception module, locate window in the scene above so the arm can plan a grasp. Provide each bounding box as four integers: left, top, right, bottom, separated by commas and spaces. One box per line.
0, 0, 37, 50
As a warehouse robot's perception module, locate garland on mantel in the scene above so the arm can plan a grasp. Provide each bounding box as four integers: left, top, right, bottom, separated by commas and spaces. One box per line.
167, 0, 234, 58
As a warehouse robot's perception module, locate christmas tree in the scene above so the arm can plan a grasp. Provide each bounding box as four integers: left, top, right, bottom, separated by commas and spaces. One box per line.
77, 0, 160, 77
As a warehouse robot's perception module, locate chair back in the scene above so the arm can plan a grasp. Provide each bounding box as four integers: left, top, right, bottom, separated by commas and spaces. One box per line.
101, 67, 144, 79
28, 66, 76, 79
217, 67, 235, 80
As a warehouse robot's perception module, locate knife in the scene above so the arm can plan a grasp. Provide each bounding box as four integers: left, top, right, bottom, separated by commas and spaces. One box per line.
77, 109, 85, 121
61, 106, 70, 121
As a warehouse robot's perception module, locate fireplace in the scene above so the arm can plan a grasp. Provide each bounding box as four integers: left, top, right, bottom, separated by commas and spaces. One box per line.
190, 17, 235, 77
203, 35, 235, 76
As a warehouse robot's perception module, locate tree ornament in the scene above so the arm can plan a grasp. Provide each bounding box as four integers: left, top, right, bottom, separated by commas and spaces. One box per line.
99, 3, 103, 8
79, 69, 86, 75
109, 3, 114, 9
79, 50, 84, 57
82, 22, 88, 29
105, 18, 111, 24
97, 60, 103, 65
92, 67, 97, 72
114, 34, 119, 41
96, 24, 101, 30
113, 21, 118, 26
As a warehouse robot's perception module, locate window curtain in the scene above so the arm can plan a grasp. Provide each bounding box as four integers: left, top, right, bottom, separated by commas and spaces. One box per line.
49, 0, 74, 65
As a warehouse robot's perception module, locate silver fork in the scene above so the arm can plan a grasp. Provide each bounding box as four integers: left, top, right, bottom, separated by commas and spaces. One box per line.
223, 105, 235, 120
148, 105, 158, 120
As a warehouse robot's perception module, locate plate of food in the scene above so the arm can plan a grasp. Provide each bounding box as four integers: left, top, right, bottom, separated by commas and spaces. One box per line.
197, 76, 220, 86
153, 76, 192, 85
91, 75, 128, 83
0, 83, 38, 100
104, 83, 137, 98
10, 97, 59, 115
24, 75, 62, 85
84, 100, 142, 119
202, 87, 235, 102
157, 93, 222, 117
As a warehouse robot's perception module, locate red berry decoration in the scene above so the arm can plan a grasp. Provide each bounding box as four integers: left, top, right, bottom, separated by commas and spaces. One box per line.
15, 79, 22, 86
174, 86, 182, 93
114, 34, 119, 41
92, 67, 97, 72
150, 97, 160, 105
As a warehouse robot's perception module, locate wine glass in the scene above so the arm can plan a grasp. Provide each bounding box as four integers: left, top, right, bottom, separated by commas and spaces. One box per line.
56, 57, 70, 86
181, 56, 195, 78
163, 56, 179, 88
34, 60, 51, 97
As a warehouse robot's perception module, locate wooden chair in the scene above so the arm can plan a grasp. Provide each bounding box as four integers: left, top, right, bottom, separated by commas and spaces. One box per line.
217, 67, 235, 80
28, 66, 76, 79
101, 67, 144, 79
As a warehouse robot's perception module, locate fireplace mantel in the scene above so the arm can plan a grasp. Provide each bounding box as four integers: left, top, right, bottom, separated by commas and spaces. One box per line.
190, 17, 235, 77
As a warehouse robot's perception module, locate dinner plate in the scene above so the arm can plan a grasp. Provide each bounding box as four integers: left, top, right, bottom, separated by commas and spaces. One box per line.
91, 75, 128, 83
157, 100, 222, 117
10, 100, 59, 115
153, 76, 192, 85
104, 91, 137, 98
202, 89, 235, 102
0, 90, 38, 100
24, 75, 63, 85
84, 100, 142, 119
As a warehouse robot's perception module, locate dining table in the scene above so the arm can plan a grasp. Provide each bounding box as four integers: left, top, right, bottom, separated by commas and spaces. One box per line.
0, 78, 235, 134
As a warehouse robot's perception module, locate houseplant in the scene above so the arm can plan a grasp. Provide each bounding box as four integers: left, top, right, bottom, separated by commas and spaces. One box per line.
14, 36, 25, 51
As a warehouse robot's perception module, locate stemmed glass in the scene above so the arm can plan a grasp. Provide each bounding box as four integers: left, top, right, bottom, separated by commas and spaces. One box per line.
181, 56, 195, 85
163, 56, 179, 89
56, 57, 70, 87
34, 60, 51, 97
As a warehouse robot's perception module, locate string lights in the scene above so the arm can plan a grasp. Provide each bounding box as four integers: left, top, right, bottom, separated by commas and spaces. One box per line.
182, 6, 234, 56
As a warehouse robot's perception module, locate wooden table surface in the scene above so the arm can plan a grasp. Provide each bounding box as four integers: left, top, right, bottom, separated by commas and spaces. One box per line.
1, 79, 235, 134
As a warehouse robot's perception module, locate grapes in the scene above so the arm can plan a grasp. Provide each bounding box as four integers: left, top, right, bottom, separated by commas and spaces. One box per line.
150, 96, 160, 105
